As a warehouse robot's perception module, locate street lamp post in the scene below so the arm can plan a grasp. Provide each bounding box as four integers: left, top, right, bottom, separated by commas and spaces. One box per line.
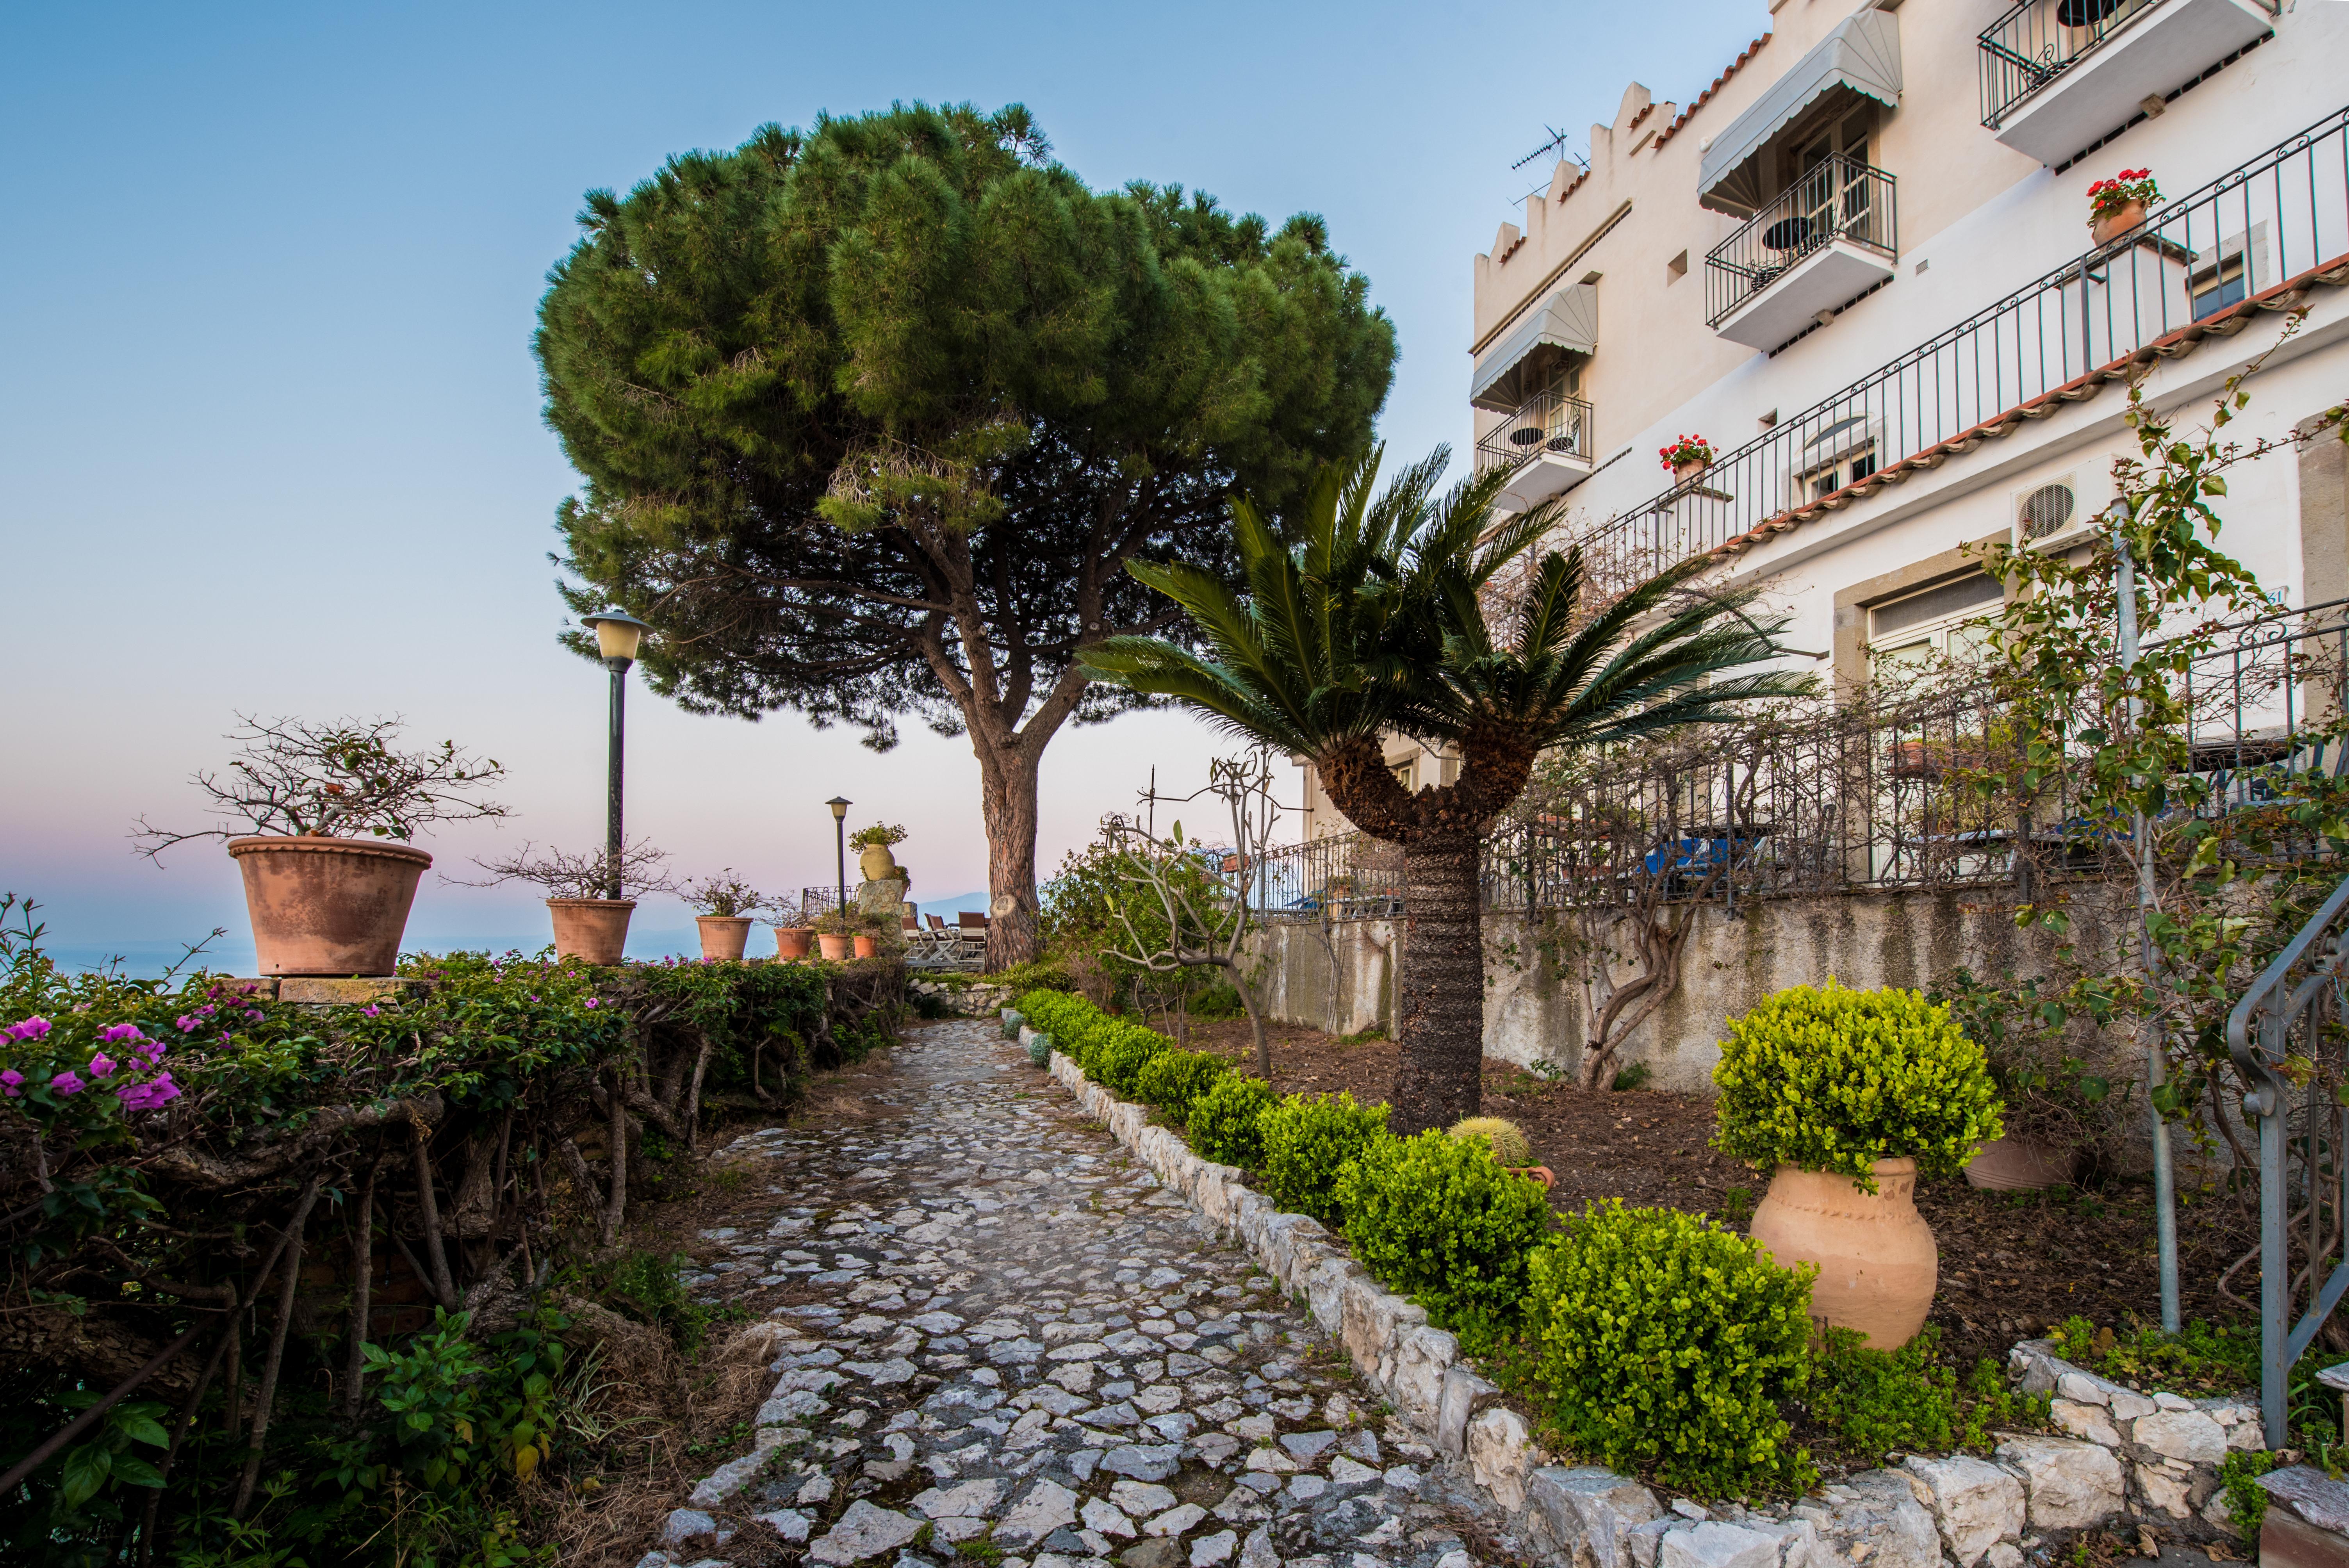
827, 798, 852, 919
581, 611, 649, 901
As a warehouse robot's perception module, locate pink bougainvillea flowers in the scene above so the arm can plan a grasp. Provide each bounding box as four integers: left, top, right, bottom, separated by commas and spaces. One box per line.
6, 1017, 52, 1042
50, 1071, 86, 1095
88, 1053, 117, 1078
0, 1069, 22, 1097
118, 1073, 181, 1112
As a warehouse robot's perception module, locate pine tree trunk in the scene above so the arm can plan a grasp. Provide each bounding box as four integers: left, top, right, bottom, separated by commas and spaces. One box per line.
975, 734, 1042, 970
1388, 830, 1485, 1135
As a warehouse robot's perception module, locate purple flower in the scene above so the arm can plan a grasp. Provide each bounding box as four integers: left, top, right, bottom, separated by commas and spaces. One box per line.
87, 1053, 116, 1078
176, 1015, 200, 1033
134, 1041, 166, 1064
584, 997, 600, 1009
362, 1004, 381, 1018
50, 1071, 85, 1095
118, 1073, 181, 1112
6, 1017, 52, 1042
0, 1069, 21, 1097
245, 1008, 264, 1021
99, 1023, 144, 1044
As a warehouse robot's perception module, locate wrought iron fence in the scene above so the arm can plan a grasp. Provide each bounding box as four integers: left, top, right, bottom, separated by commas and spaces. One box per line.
1574, 100, 2349, 595
1705, 155, 1898, 329
1978, 0, 2169, 131
1472, 387, 1597, 479
1260, 597, 2347, 920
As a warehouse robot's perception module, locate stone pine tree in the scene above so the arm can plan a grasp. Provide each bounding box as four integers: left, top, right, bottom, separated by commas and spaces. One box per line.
535, 103, 1394, 968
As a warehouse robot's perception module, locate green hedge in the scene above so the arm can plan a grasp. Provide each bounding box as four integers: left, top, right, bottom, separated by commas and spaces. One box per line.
1014, 989, 1173, 1098
1188, 1074, 1275, 1168
1337, 1129, 1551, 1343
1525, 1202, 1818, 1497
1258, 1091, 1388, 1226
1135, 1049, 1231, 1126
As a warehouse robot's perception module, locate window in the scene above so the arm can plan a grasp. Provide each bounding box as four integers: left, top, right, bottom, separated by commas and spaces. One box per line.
2189, 225, 2267, 322
1790, 414, 1878, 503
1868, 573, 2004, 676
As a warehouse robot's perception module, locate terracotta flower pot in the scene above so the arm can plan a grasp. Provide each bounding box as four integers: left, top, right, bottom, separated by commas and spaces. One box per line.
816, 932, 854, 961
545, 899, 635, 965
1964, 1135, 2078, 1192
228, 836, 431, 976
1673, 459, 1709, 485
773, 927, 814, 960
2090, 199, 2145, 245
858, 843, 900, 883
853, 934, 878, 958
696, 915, 752, 962
1748, 1157, 1937, 1349
1508, 1165, 1557, 1190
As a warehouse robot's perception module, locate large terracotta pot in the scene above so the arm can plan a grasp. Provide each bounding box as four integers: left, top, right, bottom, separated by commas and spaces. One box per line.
696, 915, 752, 962
228, 836, 430, 976
1673, 458, 1709, 486
1965, 1135, 2079, 1192
858, 843, 900, 882
773, 927, 814, 960
1749, 1157, 1937, 1349
2091, 199, 2145, 245
816, 932, 854, 961
546, 899, 635, 965
853, 934, 878, 958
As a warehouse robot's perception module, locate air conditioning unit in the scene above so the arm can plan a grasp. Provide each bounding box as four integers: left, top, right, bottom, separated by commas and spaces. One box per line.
2016, 476, 2077, 543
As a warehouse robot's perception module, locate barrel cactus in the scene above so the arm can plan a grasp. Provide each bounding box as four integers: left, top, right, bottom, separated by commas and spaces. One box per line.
1027, 1031, 1052, 1068
1448, 1115, 1533, 1168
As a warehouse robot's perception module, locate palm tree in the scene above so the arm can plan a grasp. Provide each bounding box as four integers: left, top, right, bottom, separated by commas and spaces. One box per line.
1084, 448, 1813, 1132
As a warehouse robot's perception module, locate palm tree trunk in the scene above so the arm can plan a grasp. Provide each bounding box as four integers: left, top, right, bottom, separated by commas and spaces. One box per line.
1389, 830, 1485, 1135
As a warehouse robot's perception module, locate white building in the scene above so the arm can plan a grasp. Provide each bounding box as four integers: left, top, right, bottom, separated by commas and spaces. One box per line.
1301, 0, 2349, 841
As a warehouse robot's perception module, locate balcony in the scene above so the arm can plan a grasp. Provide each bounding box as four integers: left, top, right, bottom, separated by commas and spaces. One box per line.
1705, 155, 1898, 350
1979, 0, 2275, 165
1472, 387, 1597, 513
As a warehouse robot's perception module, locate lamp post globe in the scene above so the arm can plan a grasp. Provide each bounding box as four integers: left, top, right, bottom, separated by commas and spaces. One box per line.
827, 797, 852, 919
581, 610, 651, 900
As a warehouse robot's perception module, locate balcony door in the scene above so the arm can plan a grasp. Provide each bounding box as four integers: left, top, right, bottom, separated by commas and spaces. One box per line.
1793, 110, 1874, 250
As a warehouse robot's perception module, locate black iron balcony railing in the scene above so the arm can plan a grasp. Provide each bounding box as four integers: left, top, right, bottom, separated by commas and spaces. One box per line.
1979, 0, 2163, 129
1705, 155, 1899, 328
1472, 386, 1597, 479
1572, 100, 2349, 597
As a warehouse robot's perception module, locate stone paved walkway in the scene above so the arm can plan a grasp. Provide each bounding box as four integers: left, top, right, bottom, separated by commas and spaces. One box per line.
642, 1018, 1511, 1568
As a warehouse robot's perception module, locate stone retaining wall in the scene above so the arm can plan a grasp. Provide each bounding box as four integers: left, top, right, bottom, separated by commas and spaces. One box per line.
1021, 1016, 2262, 1566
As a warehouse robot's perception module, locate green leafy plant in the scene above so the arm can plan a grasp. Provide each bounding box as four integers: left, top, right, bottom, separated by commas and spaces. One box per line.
2047, 1314, 2259, 1396
1258, 1091, 1389, 1225
1338, 1129, 1551, 1343
848, 822, 908, 851
1803, 1326, 2043, 1467
1187, 1073, 1276, 1169
1713, 979, 2002, 1188
680, 870, 775, 918
606, 1251, 710, 1355
1609, 1061, 1652, 1092
2220, 1448, 2278, 1537
1524, 1201, 1817, 1497
1721, 1185, 1755, 1223
1135, 1049, 1231, 1124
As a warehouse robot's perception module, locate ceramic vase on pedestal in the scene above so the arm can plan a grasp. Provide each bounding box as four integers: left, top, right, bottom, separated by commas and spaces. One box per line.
228, 836, 431, 976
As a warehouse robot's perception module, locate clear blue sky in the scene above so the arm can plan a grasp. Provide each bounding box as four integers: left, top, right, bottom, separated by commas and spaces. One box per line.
1, 0, 1770, 971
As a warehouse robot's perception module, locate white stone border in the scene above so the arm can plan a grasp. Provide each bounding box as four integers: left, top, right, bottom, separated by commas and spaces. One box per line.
1018, 1014, 2264, 1567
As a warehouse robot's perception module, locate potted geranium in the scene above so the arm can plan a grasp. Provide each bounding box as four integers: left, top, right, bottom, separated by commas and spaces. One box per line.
679, 871, 774, 961
464, 839, 675, 965
1712, 979, 2002, 1348
135, 716, 508, 977
2087, 168, 2159, 245
849, 821, 911, 891
1659, 434, 1714, 485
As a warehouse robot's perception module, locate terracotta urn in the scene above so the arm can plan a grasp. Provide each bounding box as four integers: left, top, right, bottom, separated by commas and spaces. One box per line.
1748, 1156, 1937, 1349
816, 932, 854, 961
1964, 1135, 2078, 1192
2091, 199, 2145, 245
773, 926, 814, 960
545, 898, 635, 965
858, 843, 901, 883
1673, 458, 1709, 485
853, 934, 879, 959
228, 836, 431, 976
1508, 1165, 1558, 1191
696, 915, 752, 962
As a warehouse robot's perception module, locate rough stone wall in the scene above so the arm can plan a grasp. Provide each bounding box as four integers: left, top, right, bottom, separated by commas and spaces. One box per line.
1245, 885, 2132, 1093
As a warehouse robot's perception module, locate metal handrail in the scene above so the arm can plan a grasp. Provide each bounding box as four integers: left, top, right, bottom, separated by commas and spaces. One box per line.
1473, 387, 1597, 478
1572, 100, 2349, 597
2226, 871, 2349, 1446
1705, 155, 1898, 328
1978, 0, 2168, 129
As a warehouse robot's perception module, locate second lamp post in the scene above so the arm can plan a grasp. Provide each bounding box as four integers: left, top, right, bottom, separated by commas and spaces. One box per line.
581, 610, 649, 900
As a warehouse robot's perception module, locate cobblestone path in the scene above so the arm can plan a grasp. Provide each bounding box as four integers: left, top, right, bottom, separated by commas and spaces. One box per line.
643, 1018, 1510, 1568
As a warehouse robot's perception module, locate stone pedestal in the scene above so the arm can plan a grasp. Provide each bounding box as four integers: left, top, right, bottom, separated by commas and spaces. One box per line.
855, 879, 909, 918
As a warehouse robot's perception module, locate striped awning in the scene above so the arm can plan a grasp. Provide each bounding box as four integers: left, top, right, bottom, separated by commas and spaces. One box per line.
1469, 283, 1598, 413
1698, 9, 1902, 216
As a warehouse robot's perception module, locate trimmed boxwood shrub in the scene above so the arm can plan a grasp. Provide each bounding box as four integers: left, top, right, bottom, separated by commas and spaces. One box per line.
1337, 1129, 1551, 1342
1257, 1091, 1388, 1225
1188, 1073, 1275, 1169
1713, 979, 2003, 1187
1014, 988, 1169, 1096
1526, 1201, 1818, 1497
1135, 1049, 1230, 1125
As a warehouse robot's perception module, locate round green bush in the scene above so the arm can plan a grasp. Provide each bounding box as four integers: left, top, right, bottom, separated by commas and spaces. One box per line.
1090, 1020, 1168, 1098
1134, 1049, 1230, 1124
1337, 1129, 1551, 1339
1188, 1073, 1275, 1168
1712, 979, 2002, 1187
1527, 1202, 1818, 1497
1257, 1091, 1388, 1226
